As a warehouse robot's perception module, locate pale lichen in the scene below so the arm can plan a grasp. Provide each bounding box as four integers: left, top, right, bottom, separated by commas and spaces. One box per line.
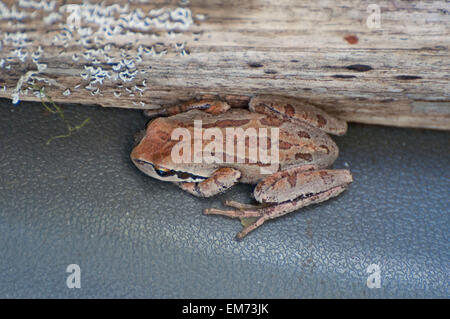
0, 0, 198, 105
18, 0, 56, 12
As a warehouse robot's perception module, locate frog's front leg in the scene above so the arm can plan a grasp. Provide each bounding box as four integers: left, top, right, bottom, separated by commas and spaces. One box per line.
205, 166, 353, 239
249, 95, 347, 135
176, 167, 241, 197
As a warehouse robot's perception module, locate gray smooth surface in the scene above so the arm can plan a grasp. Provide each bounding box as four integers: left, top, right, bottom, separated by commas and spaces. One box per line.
0, 98, 449, 298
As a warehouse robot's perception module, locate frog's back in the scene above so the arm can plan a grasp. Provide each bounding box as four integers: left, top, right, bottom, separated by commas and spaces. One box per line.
212, 112, 339, 183
142, 109, 338, 184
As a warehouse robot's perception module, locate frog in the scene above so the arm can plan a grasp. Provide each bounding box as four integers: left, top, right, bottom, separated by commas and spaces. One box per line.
131, 95, 353, 239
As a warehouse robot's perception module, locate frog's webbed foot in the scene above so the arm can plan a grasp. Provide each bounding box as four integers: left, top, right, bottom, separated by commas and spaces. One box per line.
204, 202, 264, 240
144, 99, 230, 118
176, 167, 241, 197
205, 167, 353, 240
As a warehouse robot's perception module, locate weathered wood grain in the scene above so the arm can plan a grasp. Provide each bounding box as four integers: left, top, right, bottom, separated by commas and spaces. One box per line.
0, 0, 449, 129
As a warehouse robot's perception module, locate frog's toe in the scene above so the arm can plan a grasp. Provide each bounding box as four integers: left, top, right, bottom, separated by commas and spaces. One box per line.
222, 200, 268, 210
204, 207, 262, 218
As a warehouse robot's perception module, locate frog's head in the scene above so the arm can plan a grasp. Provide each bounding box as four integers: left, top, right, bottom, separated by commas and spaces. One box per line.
131, 118, 208, 183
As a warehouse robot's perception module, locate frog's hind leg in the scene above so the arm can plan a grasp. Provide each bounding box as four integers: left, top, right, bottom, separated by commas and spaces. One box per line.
206, 182, 350, 240
205, 167, 353, 239
205, 200, 270, 218
176, 167, 241, 197
144, 99, 230, 118
222, 200, 270, 210
249, 95, 347, 135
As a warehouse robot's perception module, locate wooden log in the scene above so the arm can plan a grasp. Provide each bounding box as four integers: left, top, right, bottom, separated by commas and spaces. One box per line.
0, 0, 449, 130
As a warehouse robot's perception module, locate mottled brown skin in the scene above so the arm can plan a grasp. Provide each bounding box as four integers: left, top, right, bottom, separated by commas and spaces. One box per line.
132, 108, 340, 184
131, 95, 353, 239
249, 95, 348, 136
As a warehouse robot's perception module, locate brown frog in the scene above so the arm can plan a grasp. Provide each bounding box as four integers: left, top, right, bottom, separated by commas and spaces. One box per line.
131, 95, 353, 239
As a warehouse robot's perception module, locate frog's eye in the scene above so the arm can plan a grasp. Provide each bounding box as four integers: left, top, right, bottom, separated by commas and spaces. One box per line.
153, 165, 174, 177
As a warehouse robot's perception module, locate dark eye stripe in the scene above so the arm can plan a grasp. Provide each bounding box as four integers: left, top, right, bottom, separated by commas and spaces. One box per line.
155, 167, 175, 177
134, 159, 206, 181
